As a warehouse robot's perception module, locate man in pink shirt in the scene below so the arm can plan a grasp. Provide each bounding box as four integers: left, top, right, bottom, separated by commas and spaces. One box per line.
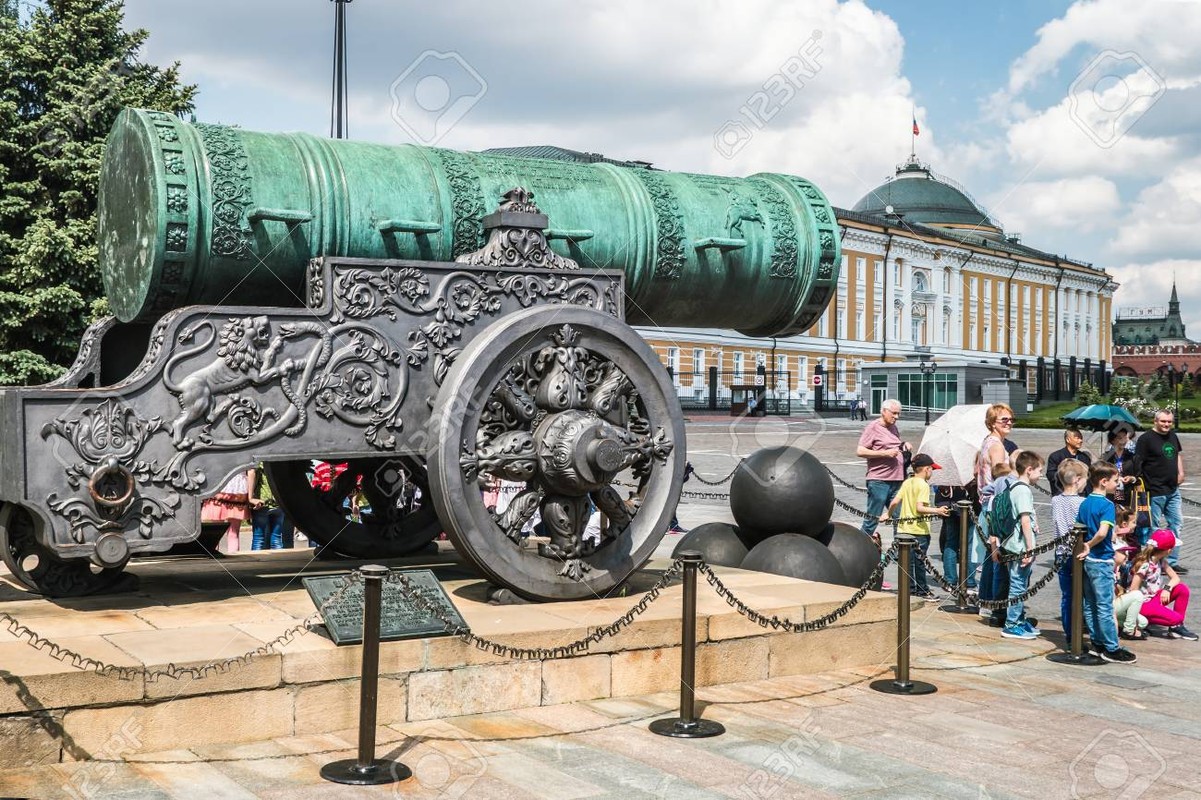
856, 399, 911, 543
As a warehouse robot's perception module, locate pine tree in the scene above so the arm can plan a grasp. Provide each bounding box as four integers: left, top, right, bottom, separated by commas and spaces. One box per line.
0, 0, 195, 384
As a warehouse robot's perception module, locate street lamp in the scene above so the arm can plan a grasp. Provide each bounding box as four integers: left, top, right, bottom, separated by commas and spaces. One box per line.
919, 356, 937, 426
1178, 362, 1189, 429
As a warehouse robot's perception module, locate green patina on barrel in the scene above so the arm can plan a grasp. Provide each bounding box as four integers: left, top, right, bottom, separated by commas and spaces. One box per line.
99, 108, 840, 337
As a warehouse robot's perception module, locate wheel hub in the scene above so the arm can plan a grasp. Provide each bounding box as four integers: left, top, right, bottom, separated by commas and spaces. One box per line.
535, 410, 623, 495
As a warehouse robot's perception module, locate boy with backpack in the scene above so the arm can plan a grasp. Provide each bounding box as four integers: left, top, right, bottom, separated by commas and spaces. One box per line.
1078, 461, 1138, 663
1052, 458, 1090, 643
996, 451, 1044, 640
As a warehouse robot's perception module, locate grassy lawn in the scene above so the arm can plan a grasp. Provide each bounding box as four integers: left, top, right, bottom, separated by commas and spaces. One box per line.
1017, 397, 1201, 432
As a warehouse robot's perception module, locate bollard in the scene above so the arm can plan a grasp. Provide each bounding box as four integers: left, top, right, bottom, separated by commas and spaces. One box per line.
940, 500, 979, 614
650, 551, 725, 738
872, 535, 937, 695
322, 565, 411, 785
1047, 524, 1104, 666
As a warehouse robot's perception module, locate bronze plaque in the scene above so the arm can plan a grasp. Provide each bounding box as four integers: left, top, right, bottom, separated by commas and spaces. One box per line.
302, 570, 468, 646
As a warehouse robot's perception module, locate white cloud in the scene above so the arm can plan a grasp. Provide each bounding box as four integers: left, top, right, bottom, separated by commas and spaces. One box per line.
1108, 156, 1201, 260
986, 176, 1120, 241
1109, 258, 1201, 333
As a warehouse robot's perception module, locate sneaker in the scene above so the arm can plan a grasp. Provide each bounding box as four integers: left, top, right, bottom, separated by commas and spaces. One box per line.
1001, 625, 1038, 640
881, 581, 894, 591
915, 590, 940, 601
1119, 629, 1149, 641
1021, 620, 1042, 636
1173, 565, 1190, 575
1100, 648, 1138, 664
978, 607, 992, 619
1023, 616, 1039, 629
1168, 625, 1199, 641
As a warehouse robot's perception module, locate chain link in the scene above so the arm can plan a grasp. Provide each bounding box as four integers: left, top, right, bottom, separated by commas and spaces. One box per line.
1182, 494, 1201, 509
699, 541, 899, 633
691, 464, 742, 486
680, 489, 732, 501
384, 562, 683, 660
824, 465, 869, 494
913, 547, 1064, 609
832, 496, 943, 526
0, 573, 363, 681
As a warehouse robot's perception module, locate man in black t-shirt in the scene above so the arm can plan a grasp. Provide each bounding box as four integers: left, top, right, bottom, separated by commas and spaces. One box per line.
1134, 410, 1187, 572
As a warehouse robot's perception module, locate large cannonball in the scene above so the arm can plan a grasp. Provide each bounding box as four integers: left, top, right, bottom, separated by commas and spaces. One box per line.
730, 447, 834, 537
823, 522, 881, 588
740, 534, 847, 584
671, 522, 757, 567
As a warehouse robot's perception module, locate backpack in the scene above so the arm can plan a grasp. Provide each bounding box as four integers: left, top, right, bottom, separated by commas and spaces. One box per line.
987, 483, 1023, 553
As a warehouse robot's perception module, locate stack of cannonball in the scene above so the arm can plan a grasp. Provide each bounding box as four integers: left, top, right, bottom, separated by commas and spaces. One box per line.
672, 446, 880, 588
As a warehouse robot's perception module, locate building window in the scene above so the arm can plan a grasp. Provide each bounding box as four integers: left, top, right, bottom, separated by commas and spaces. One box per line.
873, 313, 882, 341
913, 272, 927, 293
874, 261, 883, 287
836, 358, 847, 392
984, 281, 992, 303
837, 310, 846, 338
970, 276, 978, 299
894, 261, 902, 286
666, 347, 679, 384
942, 314, 950, 344
797, 356, 808, 388
774, 354, 787, 390
984, 326, 992, 351
970, 320, 977, 349
733, 351, 745, 380
943, 268, 951, 293
898, 373, 958, 412
692, 348, 705, 387
856, 307, 866, 340
893, 313, 901, 340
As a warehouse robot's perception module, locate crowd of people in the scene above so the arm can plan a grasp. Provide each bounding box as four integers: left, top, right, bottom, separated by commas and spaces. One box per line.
857, 400, 1196, 664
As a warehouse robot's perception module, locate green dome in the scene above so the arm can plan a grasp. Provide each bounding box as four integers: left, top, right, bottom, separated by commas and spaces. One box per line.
852, 157, 1002, 234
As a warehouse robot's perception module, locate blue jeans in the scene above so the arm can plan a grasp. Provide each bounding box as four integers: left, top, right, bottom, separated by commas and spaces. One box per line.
1006, 560, 1032, 628
900, 535, 931, 594
1082, 558, 1119, 653
1057, 562, 1092, 644
979, 553, 1010, 620
251, 507, 294, 550
862, 480, 902, 539
940, 514, 976, 590
1149, 490, 1182, 566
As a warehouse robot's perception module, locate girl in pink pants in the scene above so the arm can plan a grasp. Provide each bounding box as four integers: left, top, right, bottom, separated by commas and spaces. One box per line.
1130, 529, 1197, 641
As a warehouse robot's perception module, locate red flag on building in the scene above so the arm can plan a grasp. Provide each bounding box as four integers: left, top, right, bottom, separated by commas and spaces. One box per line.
912, 115, 920, 136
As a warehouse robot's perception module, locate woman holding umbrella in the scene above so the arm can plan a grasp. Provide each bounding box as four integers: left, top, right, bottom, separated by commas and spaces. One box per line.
976, 403, 1017, 622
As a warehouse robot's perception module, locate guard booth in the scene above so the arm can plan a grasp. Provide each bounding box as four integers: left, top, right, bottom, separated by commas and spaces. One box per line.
730, 384, 767, 417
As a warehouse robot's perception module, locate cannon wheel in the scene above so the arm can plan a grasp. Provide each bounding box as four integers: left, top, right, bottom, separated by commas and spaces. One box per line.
263, 457, 442, 558
427, 305, 686, 602
0, 503, 137, 597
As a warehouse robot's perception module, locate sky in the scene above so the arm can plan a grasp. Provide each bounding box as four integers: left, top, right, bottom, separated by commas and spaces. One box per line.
117, 0, 1201, 334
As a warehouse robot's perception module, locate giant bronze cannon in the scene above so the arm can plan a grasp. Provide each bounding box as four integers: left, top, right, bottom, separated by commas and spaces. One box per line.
0, 108, 840, 601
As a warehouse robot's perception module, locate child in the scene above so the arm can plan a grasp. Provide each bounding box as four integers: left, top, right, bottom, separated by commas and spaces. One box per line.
1129, 529, 1197, 640
1077, 462, 1138, 663
1052, 458, 1090, 643
1000, 451, 1044, 640
883, 453, 950, 600
979, 461, 1017, 626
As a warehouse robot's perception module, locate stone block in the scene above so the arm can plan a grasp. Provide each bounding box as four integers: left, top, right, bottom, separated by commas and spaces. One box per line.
61, 688, 294, 755
103, 625, 281, 699
0, 638, 144, 714
251, 625, 422, 684
768, 620, 893, 678
541, 654, 611, 705
126, 597, 295, 629
610, 646, 680, 697
407, 662, 541, 721
294, 676, 406, 735
0, 714, 62, 769
696, 637, 770, 686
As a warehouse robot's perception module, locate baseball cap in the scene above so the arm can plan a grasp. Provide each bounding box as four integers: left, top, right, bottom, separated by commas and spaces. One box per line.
911, 454, 941, 470
1150, 529, 1177, 551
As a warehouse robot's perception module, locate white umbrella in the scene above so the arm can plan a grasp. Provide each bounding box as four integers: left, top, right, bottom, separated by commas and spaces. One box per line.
918, 404, 990, 487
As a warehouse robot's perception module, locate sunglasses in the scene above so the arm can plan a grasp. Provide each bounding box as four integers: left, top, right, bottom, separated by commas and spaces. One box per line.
997, 417, 1013, 424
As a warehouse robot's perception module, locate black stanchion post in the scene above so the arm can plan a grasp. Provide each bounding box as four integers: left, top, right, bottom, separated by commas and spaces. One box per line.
1047, 524, 1104, 666
322, 565, 411, 785
872, 535, 937, 695
941, 500, 979, 614
651, 551, 725, 738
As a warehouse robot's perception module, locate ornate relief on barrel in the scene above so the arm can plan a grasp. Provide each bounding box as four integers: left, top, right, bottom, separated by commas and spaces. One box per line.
630, 170, 686, 280
196, 123, 255, 261
747, 178, 799, 279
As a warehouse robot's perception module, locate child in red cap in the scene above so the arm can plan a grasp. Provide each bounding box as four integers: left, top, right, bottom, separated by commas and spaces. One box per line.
1129, 529, 1196, 640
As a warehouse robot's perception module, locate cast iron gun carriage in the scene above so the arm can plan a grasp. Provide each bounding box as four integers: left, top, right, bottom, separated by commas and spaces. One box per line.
0, 109, 840, 602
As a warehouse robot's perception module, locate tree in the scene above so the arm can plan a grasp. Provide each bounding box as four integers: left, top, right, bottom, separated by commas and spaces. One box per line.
1075, 379, 1102, 407
0, 0, 195, 384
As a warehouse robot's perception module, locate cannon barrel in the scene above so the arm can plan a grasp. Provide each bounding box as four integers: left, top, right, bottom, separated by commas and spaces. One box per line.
99, 108, 840, 336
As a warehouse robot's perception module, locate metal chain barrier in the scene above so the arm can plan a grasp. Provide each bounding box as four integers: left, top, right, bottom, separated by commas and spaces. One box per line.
698, 541, 899, 633
833, 496, 943, 526
824, 465, 870, 494
690, 463, 741, 486
1182, 494, 1201, 509
384, 561, 684, 660
680, 489, 731, 501
0, 573, 363, 681
915, 547, 1065, 609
